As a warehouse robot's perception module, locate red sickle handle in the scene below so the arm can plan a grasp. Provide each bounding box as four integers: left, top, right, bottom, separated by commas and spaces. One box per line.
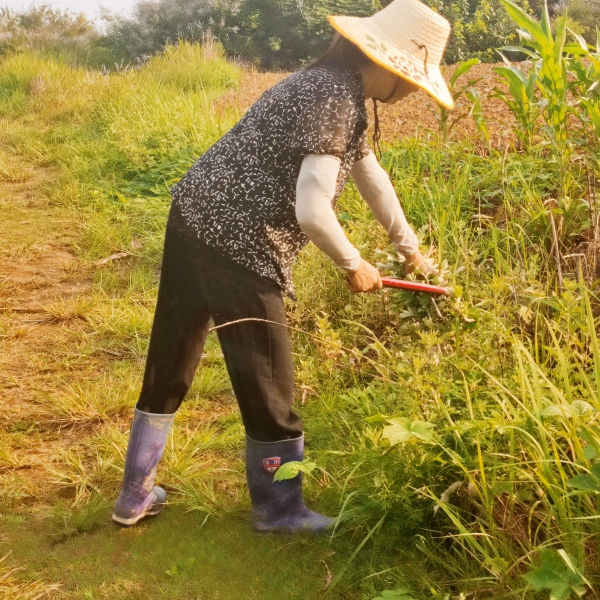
381, 277, 453, 296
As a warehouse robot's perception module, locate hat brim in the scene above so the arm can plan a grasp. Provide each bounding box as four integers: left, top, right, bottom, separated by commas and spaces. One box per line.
328, 15, 454, 110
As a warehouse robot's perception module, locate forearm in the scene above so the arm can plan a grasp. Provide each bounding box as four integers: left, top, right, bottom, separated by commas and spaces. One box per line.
350, 152, 419, 255
295, 154, 361, 272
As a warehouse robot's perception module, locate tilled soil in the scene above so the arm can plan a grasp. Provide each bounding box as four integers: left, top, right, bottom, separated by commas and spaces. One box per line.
219, 63, 516, 146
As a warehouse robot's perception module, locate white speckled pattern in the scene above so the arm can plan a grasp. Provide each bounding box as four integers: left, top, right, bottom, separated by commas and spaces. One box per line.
169, 66, 370, 298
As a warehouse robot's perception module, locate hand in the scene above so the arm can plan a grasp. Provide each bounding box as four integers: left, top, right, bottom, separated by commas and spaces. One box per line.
404, 250, 438, 278
345, 259, 383, 293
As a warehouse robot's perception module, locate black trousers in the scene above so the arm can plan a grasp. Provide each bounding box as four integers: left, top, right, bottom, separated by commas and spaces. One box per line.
136, 223, 303, 442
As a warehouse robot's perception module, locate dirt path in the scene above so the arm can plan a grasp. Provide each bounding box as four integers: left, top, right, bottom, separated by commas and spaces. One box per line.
0, 170, 91, 414
0, 167, 97, 513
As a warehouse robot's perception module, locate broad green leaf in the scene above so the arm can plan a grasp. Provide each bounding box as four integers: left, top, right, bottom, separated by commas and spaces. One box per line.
566, 474, 600, 493
365, 413, 391, 424
485, 556, 510, 576
499, 45, 540, 59
273, 459, 316, 482
541, 0, 552, 38
524, 549, 587, 600
567, 29, 588, 52
540, 404, 567, 417
500, 0, 547, 50
541, 401, 593, 418
562, 43, 589, 56
382, 418, 435, 446
580, 429, 600, 460
553, 14, 568, 61
571, 401, 594, 415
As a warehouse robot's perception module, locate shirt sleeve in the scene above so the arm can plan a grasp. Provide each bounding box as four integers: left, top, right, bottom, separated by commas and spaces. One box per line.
294, 95, 358, 160
350, 152, 420, 256
296, 154, 362, 272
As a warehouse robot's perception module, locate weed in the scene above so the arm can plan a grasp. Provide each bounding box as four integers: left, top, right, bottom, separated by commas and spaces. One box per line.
49, 493, 111, 542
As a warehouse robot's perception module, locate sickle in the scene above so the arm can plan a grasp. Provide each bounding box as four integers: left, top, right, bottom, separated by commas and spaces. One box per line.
381, 277, 452, 296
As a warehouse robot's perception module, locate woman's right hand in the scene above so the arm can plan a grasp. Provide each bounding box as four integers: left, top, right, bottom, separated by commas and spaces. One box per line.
345, 259, 382, 293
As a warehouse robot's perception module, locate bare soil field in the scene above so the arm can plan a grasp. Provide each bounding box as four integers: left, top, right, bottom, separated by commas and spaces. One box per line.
220, 63, 515, 145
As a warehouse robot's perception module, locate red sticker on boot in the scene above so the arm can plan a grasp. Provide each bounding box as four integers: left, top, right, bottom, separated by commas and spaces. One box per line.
263, 457, 281, 474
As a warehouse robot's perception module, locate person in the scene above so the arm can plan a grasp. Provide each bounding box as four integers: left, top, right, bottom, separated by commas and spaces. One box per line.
112, 0, 453, 533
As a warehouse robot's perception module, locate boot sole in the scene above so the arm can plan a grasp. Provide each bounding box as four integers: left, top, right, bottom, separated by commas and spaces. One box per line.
252, 522, 332, 534
112, 506, 162, 526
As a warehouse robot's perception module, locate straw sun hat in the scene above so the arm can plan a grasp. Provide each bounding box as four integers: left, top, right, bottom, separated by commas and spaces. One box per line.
328, 0, 454, 109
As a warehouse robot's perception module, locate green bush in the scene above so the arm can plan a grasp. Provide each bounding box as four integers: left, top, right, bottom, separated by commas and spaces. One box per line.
104, 0, 536, 66
0, 5, 120, 68
556, 0, 600, 44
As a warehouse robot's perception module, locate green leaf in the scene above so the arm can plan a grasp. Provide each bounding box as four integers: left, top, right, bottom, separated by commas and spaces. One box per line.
365, 413, 391, 424
566, 474, 600, 493
524, 549, 587, 600
541, 401, 593, 418
485, 556, 510, 576
500, 0, 547, 50
553, 13, 568, 61
382, 418, 435, 446
273, 459, 316, 482
450, 58, 480, 87
499, 45, 540, 59
541, 0, 552, 38
566, 29, 588, 52
579, 428, 600, 460
540, 404, 569, 417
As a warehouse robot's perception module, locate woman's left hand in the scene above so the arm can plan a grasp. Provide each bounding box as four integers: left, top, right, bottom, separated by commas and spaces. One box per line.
404, 250, 438, 277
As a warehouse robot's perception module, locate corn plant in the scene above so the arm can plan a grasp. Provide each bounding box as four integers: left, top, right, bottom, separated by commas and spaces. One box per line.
436, 58, 481, 143
567, 31, 600, 147
465, 87, 489, 147
492, 60, 540, 150
499, 0, 570, 162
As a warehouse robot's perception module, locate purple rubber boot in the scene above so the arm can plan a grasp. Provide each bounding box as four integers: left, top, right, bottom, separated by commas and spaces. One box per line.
246, 434, 334, 533
112, 408, 175, 526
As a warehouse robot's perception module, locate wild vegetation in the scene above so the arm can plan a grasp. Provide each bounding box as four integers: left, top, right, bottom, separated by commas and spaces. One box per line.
2, 0, 599, 69
0, 0, 599, 598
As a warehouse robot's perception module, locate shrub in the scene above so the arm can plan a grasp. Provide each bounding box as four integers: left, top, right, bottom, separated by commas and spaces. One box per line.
555, 0, 600, 44
0, 5, 121, 69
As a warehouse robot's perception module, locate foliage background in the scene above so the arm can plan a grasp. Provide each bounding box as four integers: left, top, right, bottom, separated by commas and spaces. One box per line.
2, 0, 598, 68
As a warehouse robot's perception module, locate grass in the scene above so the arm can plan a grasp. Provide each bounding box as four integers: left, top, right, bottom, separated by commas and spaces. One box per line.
0, 26, 599, 599
2, 507, 416, 599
